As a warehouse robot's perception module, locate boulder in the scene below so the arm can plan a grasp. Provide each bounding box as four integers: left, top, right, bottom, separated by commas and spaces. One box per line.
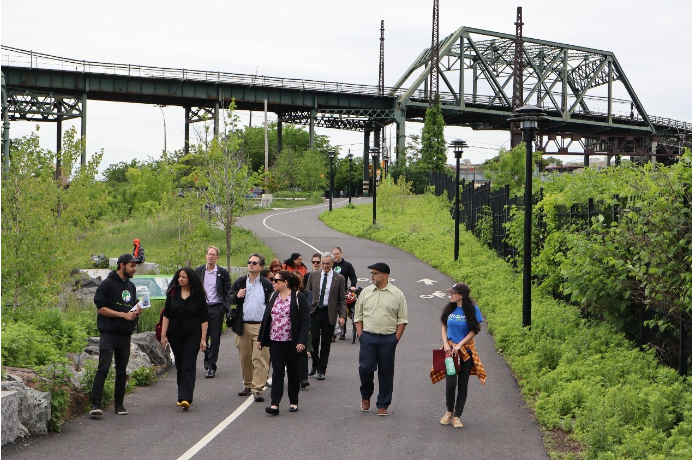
1, 375, 50, 436
1, 391, 20, 446
131, 332, 173, 373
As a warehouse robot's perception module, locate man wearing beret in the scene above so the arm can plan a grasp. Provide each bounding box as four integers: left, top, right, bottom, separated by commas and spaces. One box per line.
354, 262, 408, 416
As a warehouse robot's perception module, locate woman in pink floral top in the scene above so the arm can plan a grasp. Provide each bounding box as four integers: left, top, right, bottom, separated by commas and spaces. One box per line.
258, 271, 310, 415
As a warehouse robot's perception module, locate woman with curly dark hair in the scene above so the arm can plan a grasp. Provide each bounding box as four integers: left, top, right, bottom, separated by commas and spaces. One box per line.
283, 253, 308, 277
160, 267, 208, 411
257, 270, 310, 415
439, 282, 486, 428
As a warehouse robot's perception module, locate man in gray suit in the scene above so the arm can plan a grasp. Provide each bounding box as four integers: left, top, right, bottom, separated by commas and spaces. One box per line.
307, 252, 346, 380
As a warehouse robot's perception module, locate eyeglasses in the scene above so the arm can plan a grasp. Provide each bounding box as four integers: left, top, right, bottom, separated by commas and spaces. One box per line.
206, 253, 218, 257
272, 278, 284, 283
369, 272, 382, 276
311, 260, 320, 264
247, 261, 259, 265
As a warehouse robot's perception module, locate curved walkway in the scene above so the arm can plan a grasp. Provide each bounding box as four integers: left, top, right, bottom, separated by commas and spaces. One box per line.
1, 199, 548, 460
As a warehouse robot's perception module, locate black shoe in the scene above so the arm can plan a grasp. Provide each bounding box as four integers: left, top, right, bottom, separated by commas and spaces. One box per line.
308, 368, 316, 377
89, 404, 102, 417
300, 380, 310, 389
316, 373, 325, 380
265, 405, 279, 415
289, 405, 299, 412
115, 403, 128, 415
253, 392, 265, 402
206, 369, 215, 378
238, 387, 252, 396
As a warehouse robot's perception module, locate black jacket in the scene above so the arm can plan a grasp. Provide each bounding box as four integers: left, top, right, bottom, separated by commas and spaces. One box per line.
93, 270, 138, 336
194, 264, 232, 314
258, 290, 310, 348
229, 275, 274, 336
333, 258, 357, 288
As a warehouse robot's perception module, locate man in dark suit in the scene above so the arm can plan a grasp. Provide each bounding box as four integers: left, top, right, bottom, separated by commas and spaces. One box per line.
307, 252, 346, 380
195, 246, 232, 379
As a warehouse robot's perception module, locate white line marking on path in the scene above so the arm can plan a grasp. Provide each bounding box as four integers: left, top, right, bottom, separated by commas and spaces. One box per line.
261, 200, 349, 253
176, 379, 272, 460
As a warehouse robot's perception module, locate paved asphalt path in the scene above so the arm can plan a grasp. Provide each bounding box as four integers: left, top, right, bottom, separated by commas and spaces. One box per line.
2, 198, 548, 460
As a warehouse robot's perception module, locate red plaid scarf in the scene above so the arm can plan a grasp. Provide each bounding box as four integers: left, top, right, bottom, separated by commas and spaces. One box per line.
430, 338, 487, 385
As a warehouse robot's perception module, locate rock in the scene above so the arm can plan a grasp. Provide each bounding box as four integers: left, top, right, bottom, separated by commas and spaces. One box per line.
1, 390, 20, 446
1, 375, 50, 436
130, 332, 173, 372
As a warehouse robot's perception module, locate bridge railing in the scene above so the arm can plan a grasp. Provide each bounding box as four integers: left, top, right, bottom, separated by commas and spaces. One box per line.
2, 46, 412, 99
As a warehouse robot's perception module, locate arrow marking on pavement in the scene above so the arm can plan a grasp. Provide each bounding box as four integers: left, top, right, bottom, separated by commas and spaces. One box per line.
417, 279, 437, 285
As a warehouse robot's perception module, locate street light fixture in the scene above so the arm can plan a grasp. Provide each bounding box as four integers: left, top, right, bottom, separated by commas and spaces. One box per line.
155, 104, 167, 153
347, 151, 353, 204
328, 150, 336, 211
449, 139, 468, 261
370, 147, 379, 225
508, 104, 546, 328
382, 152, 389, 178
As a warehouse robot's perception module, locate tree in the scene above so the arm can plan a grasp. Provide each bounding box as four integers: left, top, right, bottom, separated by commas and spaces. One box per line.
243, 123, 332, 171
201, 102, 252, 270
1, 128, 102, 313
294, 147, 327, 192
420, 95, 448, 173
482, 143, 542, 192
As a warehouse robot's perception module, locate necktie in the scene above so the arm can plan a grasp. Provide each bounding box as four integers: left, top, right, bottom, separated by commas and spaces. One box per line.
318, 273, 328, 307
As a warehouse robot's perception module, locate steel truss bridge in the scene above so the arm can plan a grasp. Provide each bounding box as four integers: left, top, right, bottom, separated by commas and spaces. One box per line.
2, 27, 691, 175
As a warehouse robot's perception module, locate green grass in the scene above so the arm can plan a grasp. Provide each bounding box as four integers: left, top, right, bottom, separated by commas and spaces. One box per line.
320, 192, 692, 460
75, 213, 274, 270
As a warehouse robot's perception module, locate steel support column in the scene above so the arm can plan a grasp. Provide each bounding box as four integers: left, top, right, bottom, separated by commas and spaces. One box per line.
56, 118, 62, 181
363, 129, 370, 196
395, 110, 406, 163
184, 106, 190, 155
81, 93, 87, 165
277, 119, 283, 154
213, 102, 219, 138
2, 73, 9, 171
309, 109, 316, 147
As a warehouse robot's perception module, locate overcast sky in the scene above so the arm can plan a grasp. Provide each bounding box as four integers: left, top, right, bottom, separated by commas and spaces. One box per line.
3, 0, 691, 171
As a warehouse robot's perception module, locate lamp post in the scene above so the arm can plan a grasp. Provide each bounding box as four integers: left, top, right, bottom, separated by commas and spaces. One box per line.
328, 150, 336, 211
449, 139, 468, 261
370, 147, 379, 225
382, 152, 389, 178
347, 151, 353, 204
155, 104, 167, 153
509, 104, 546, 328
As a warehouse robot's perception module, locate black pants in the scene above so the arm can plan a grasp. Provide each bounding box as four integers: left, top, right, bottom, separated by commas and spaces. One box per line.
310, 308, 335, 373
170, 332, 202, 403
92, 333, 130, 405
299, 351, 308, 382
445, 349, 474, 417
269, 341, 300, 406
204, 304, 223, 371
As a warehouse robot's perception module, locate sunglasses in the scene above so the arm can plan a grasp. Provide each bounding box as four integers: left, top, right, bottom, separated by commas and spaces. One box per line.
311, 260, 320, 264
247, 261, 260, 265
272, 278, 284, 283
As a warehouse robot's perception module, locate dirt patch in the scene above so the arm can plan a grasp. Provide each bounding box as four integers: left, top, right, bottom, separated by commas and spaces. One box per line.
543, 428, 583, 459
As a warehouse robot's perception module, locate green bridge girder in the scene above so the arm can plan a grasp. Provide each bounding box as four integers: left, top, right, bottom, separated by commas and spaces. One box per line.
2, 35, 691, 172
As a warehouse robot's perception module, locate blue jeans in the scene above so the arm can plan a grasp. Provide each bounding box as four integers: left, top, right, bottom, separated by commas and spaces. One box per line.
358, 331, 398, 409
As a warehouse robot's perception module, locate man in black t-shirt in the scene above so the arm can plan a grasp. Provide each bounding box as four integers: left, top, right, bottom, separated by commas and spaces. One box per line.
332, 246, 357, 340
90, 253, 141, 417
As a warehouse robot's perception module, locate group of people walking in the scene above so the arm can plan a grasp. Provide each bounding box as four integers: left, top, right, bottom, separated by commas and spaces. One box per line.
89, 245, 485, 427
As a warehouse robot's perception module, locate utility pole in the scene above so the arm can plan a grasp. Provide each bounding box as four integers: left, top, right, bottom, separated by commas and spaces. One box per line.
429, 0, 440, 105
379, 20, 386, 149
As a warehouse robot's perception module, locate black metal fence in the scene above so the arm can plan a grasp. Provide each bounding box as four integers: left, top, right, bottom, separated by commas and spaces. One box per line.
428, 171, 690, 375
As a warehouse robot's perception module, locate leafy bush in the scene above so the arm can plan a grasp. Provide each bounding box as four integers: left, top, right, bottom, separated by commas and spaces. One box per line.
79, 359, 115, 407
1, 321, 62, 367
37, 363, 73, 432
130, 366, 157, 386
322, 192, 692, 459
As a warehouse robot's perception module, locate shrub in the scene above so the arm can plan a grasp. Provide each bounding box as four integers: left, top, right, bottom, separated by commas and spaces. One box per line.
0, 321, 62, 367
37, 363, 73, 432
130, 366, 157, 386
